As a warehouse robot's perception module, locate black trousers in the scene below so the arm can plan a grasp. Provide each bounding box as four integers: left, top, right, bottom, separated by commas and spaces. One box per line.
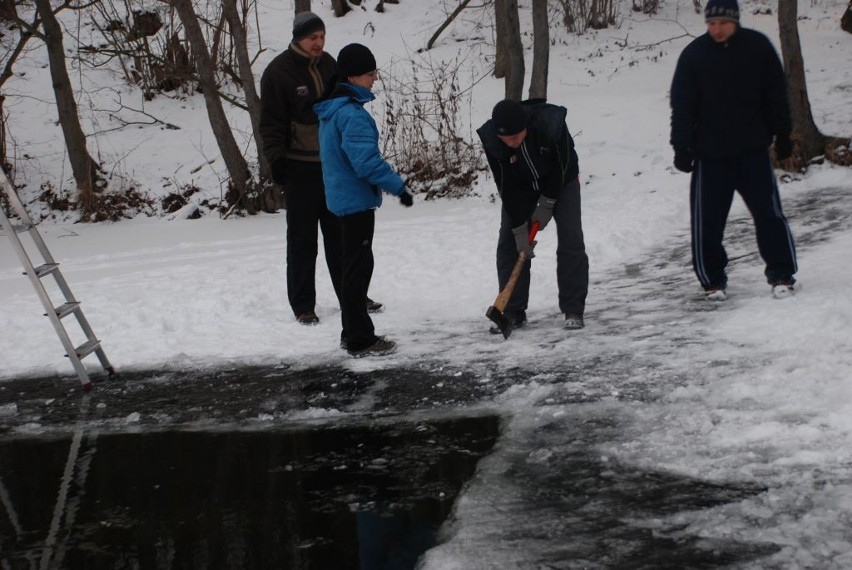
340, 210, 377, 351
284, 160, 343, 316
690, 149, 797, 288
497, 177, 589, 316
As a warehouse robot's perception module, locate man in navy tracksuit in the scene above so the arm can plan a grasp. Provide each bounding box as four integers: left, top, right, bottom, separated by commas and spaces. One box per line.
477, 99, 589, 331
670, 0, 798, 300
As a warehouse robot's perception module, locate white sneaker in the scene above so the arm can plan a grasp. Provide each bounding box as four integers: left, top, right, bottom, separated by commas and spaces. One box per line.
563, 313, 585, 330
705, 288, 727, 301
771, 282, 795, 299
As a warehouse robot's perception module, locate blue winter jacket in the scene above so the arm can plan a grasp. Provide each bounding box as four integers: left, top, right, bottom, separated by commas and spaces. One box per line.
670, 27, 791, 159
314, 83, 405, 217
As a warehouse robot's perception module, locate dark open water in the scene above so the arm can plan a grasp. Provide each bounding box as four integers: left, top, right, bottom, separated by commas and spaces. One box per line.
0, 414, 501, 569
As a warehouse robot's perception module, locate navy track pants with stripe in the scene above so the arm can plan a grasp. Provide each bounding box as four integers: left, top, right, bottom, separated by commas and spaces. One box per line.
690, 148, 797, 289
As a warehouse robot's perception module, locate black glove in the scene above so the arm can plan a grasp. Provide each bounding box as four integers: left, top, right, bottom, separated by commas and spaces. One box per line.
775, 133, 793, 161
270, 161, 288, 186
531, 196, 557, 230
673, 148, 694, 173
399, 191, 413, 207
511, 224, 536, 258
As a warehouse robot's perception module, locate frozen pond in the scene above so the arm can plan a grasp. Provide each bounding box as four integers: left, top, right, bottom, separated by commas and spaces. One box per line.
0, 367, 778, 569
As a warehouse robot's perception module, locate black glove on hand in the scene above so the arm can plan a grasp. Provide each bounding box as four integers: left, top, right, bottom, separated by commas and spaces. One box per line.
531, 196, 557, 230
673, 148, 694, 173
270, 161, 288, 186
399, 191, 413, 207
512, 225, 536, 258
775, 133, 793, 161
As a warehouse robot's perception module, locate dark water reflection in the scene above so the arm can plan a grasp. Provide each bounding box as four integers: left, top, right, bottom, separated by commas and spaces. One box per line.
0, 414, 501, 569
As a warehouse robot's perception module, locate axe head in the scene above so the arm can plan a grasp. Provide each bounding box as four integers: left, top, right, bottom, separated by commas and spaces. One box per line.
485, 305, 514, 339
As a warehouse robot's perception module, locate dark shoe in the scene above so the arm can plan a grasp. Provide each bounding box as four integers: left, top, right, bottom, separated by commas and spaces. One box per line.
347, 337, 396, 357
489, 310, 527, 335
563, 313, 585, 330
296, 310, 320, 325
366, 297, 384, 314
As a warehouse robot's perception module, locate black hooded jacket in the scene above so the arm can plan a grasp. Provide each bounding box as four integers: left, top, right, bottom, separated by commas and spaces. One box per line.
259, 42, 337, 167
477, 100, 579, 228
670, 27, 791, 159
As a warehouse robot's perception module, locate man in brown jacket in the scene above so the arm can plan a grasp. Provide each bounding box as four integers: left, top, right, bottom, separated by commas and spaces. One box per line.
260, 11, 381, 325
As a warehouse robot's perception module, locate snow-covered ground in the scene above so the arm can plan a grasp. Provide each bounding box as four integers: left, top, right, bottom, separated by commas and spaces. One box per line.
2, 0, 852, 567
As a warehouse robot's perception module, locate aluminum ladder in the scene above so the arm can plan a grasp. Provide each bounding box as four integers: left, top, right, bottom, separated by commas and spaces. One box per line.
0, 172, 114, 390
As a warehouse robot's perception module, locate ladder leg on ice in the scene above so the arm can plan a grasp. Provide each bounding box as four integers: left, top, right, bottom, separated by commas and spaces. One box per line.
0, 171, 114, 390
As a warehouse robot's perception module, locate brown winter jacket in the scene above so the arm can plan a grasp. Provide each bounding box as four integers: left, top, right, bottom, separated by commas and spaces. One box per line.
259, 42, 337, 168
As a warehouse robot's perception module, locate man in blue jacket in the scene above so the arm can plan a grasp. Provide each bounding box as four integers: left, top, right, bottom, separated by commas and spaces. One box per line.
315, 43, 413, 356
670, 0, 798, 301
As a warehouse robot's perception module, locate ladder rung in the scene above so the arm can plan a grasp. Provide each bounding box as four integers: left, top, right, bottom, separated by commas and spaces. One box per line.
33, 263, 60, 278
53, 302, 81, 319
72, 339, 102, 359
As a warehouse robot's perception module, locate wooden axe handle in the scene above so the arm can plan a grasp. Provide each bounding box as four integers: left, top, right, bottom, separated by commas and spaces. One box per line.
491, 222, 539, 313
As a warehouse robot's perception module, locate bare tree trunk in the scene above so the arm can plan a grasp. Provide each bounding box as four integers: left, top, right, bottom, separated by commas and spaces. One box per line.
34, 0, 102, 218
842, 1, 852, 34
777, 0, 827, 161
494, 0, 506, 78
295, 0, 311, 13
529, 0, 549, 99
171, 0, 251, 208
221, 0, 281, 212
0, 0, 18, 22
0, 96, 6, 170
331, 0, 351, 17
497, 0, 524, 100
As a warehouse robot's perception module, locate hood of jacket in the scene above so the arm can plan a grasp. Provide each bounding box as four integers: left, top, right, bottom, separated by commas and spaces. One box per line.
314, 83, 375, 122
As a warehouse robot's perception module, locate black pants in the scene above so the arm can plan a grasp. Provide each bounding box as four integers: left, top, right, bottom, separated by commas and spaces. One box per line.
340, 210, 377, 351
690, 149, 797, 288
497, 177, 589, 315
284, 160, 343, 316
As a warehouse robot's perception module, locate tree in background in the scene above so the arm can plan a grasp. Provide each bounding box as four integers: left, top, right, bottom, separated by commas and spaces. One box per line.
777, 0, 850, 169
221, 0, 282, 214
34, 0, 104, 219
528, 0, 549, 100
495, 0, 524, 100
170, 0, 251, 209
331, 0, 351, 17
777, 0, 825, 165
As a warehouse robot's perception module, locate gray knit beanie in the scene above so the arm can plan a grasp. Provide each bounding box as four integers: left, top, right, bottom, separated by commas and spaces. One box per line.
292, 11, 325, 41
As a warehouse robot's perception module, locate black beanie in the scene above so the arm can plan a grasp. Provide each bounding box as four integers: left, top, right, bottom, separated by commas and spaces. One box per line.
292, 11, 325, 41
491, 100, 526, 136
704, 0, 739, 22
337, 43, 377, 78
